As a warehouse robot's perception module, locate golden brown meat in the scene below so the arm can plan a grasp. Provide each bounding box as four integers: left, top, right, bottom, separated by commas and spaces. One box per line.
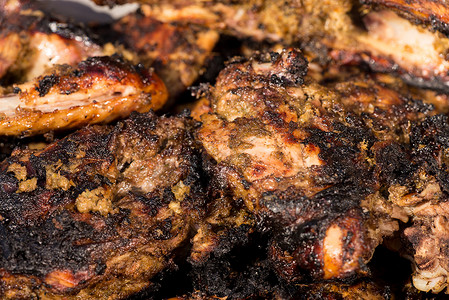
92, 0, 302, 43
0, 2, 218, 106
324, 73, 449, 143
0, 55, 167, 136
139, 0, 302, 43
0, 111, 205, 299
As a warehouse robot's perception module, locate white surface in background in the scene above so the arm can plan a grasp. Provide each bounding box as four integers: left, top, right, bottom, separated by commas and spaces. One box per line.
36, 0, 139, 23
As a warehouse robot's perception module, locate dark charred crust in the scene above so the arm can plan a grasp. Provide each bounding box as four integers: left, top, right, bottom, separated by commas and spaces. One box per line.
0, 10, 99, 45
373, 142, 416, 185
400, 73, 449, 93
0, 112, 205, 298
152, 218, 173, 240
42, 21, 100, 46
190, 230, 275, 300
330, 49, 449, 93
77, 55, 138, 84
196, 48, 400, 286
255, 49, 308, 87
410, 114, 449, 193
110, 12, 219, 101
35, 74, 60, 97
26, 55, 157, 99
304, 122, 376, 186
429, 15, 449, 37
410, 115, 449, 154
0, 209, 111, 278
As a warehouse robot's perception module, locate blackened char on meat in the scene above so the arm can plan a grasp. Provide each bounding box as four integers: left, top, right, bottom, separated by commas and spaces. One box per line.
195, 48, 408, 283
0, 111, 205, 299
361, 0, 449, 36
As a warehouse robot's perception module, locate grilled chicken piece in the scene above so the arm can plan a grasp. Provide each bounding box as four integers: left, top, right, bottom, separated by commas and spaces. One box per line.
190, 49, 449, 292
137, 0, 449, 91
362, 0, 449, 36
0, 4, 103, 84
111, 11, 219, 102
0, 55, 167, 136
93, 0, 303, 43
0, 111, 204, 299
195, 48, 412, 282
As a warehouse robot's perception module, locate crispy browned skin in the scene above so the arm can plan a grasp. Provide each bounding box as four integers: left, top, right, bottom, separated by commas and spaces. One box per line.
362, 0, 449, 36
0, 55, 167, 136
111, 12, 218, 101
329, 8, 449, 91
0, 4, 103, 84
324, 73, 449, 143
190, 49, 449, 295
0, 111, 205, 299
196, 49, 412, 282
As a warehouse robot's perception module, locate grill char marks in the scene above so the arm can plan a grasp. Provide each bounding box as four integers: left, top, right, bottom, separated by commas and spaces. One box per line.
0, 111, 205, 299
0, 55, 168, 136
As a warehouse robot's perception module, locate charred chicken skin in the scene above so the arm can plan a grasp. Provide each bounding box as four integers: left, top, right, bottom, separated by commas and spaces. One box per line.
378, 115, 449, 294
195, 48, 411, 282
0, 2, 216, 107
0, 111, 205, 299
0, 55, 167, 136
